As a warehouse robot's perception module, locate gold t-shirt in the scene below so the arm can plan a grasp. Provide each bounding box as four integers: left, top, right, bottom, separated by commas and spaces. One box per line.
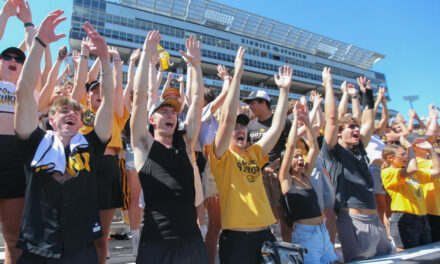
209, 143, 276, 230
419, 157, 440, 216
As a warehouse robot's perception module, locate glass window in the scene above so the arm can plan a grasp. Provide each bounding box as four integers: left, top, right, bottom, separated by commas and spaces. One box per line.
111, 30, 119, 39
91, 0, 99, 9
119, 32, 126, 40
128, 19, 134, 28
121, 17, 127, 26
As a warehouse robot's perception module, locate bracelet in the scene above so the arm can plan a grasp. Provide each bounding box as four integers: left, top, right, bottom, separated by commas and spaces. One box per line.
34, 36, 47, 48
350, 95, 359, 99
80, 54, 89, 60
24, 22, 34, 27
113, 58, 121, 62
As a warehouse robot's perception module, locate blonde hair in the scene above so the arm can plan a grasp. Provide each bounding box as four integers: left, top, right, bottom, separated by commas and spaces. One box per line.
338, 114, 360, 131
48, 97, 84, 119
381, 144, 404, 169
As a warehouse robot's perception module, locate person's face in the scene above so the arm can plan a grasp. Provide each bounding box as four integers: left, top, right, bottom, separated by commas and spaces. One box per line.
49, 105, 83, 137
339, 123, 361, 146
291, 149, 305, 173
149, 105, 177, 137
51, 87, 69, 102
389, 147, 408, 168
88, 87, 102, 111
0, 53, 24, 83
248, 100, 266, 118
230, 123, 248, 151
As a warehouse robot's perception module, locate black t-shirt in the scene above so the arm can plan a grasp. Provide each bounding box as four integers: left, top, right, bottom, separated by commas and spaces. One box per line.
138, 132, 200, 241
247, 115, 291, 162
284, 184, 322, 222
320, 140, 376, 212
16, 128, 108, 258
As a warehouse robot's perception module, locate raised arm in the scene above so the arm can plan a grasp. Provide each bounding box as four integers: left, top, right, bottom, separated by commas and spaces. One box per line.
71, 37, 91, 102
38, 46, 67, 112
301, 106, 319, 177
87, 57, 100, 83
108, 46, 124, 117
131, 31, 162, 155
15, 10, 66, 139
123, 48, 140, 113
213, 47, 245, 158
399, 136, 418, 177
147, 55, 160, 110
357, 76, 375, 147
40, 46, 52, 90
376, 87, 389, 133
338, 81, 348, 119
257, 66, 291, 156
17, 0, 36, 52
82, 22, 113, 142
160, 72, 173, 100
180, 36, 204, 147
323, 67, 338, 148
279, 104, 299, 194
0, 0, 19, 40
177, 74, 185, 106
209, 65, 231, 114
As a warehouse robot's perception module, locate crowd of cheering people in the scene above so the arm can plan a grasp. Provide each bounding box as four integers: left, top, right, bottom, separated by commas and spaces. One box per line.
1, 1, 440, 263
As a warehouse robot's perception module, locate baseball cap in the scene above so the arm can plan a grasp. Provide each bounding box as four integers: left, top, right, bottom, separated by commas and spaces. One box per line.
162, 87, 181, 99
86, 81, 100, 92
148, 98, 181, 118
1, 47, 26, 63
236, 113, 250, 126
406, 132, 433, 144
241, 90, 271, 104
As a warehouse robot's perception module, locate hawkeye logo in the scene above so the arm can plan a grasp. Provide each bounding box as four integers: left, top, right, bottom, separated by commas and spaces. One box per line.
65, 152, 91, 176
83, 109, 95, 127
236, 159, 260, 183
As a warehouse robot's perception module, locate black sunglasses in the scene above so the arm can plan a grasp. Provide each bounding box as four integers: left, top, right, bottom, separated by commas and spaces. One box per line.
1, 54, 24, 64
348, 124, 360, 129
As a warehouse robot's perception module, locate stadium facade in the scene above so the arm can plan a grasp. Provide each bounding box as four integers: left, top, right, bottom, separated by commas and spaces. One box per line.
69, 0, 396, 116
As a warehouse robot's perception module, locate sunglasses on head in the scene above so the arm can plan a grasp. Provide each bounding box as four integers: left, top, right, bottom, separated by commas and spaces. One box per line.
347, 124, 360, 129
1, 54, 24, 64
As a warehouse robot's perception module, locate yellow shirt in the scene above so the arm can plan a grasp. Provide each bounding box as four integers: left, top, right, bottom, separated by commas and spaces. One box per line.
80, 107, 129, 154
209, 143, 276, 230
419, 157, 440, 215
382, 167, 432, 215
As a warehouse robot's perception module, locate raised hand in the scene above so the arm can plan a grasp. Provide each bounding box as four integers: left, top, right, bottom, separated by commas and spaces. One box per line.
130, 48, 141, 62
57, 45, 68, 61
179, 36, 201, 65
36, 9, 66, 45
82, 21, 108, 58
17, 0, 31, 23
347, 83, 357, 96
166, 72, 173, 81
310, 90, 323, 105
217, 65, 230, 80
321, 67, 332, 87
378, 86, 386, 100
296, 101, 310, 125
409, 109, 416, 119
2, 0, 20, 18
108, 46, 120, 59
399, 134, 412, 149
356, 76, 371, 94
233, 46, 245, 76
71, 49, 80, 66
413, 138, 433, 151
396, 113, 405, 124
274, 65, 293, 90
142, 30, 163, 56
340, 81, 347, 93
177, 74, 184, 83
429, 104, 438, 119
150, 54, 159, 65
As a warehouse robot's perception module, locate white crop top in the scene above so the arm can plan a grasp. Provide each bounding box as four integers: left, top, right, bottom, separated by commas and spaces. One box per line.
0, 81, 39, 113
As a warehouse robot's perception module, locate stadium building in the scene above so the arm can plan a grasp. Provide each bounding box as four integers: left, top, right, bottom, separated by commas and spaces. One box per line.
69, 0, 396, 116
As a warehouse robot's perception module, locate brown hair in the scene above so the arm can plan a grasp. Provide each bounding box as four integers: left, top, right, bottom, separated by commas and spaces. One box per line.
48, 97, 84, 119
381, 144, 404, 169
338, 114, 360, 132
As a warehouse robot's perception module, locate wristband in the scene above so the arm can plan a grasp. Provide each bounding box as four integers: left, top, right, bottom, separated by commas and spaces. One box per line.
112, 57, 121, 62
24, 22, 34, 27
350, 95, 359, 99
34, 36, 47, 48
80, 54, 89, 60
361, 89, 374, 110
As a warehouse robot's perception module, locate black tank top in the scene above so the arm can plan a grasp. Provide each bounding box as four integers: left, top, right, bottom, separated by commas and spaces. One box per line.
138, 135, 200, 241
284, 179, 322, 222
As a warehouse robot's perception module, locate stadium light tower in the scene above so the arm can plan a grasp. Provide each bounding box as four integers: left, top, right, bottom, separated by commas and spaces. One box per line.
403, 95, 419, 109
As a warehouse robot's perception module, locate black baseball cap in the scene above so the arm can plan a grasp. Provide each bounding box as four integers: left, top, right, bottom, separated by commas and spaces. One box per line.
236, 113, 250, 126
86, 81, 100, 92
1, 47, 26, 63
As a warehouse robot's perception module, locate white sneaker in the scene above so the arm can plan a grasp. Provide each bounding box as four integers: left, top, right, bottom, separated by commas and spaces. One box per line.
131, 232, 140, 256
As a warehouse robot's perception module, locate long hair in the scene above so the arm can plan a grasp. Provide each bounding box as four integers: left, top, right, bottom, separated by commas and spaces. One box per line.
381, 144, 403, 169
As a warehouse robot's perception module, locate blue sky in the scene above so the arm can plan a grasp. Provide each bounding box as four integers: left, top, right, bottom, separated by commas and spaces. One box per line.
1, 0, 439, 119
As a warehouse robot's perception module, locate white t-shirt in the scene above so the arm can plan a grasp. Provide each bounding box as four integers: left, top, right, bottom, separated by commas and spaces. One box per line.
366, 134, 386, 163
0, 81, 39, 113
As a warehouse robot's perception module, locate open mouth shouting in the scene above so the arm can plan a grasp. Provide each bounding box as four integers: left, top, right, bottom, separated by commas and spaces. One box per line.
8, 65, 17, 71
297, 161, 305, 168
65, 119, 76, 126
165, 122, 174, 128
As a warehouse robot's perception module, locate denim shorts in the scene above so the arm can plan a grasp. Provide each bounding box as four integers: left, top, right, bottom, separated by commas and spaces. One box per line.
125, 143, 135, 170
292, 222, 337, 264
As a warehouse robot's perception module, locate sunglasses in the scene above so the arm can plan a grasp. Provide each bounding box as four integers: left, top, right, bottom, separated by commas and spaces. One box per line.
1, 54, 24, 64
347, 124, 360, 129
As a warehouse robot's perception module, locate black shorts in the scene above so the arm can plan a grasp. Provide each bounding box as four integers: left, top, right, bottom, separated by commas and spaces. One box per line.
390, 212, 431, 249
96, 155, 123, 210
17, 243, 98, 264
0, 135, 26, 199
219, 229, 276, 264
136, 236, 208, 264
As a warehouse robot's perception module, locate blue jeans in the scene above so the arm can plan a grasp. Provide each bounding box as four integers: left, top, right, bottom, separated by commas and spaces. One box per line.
292, 222, 337, 264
